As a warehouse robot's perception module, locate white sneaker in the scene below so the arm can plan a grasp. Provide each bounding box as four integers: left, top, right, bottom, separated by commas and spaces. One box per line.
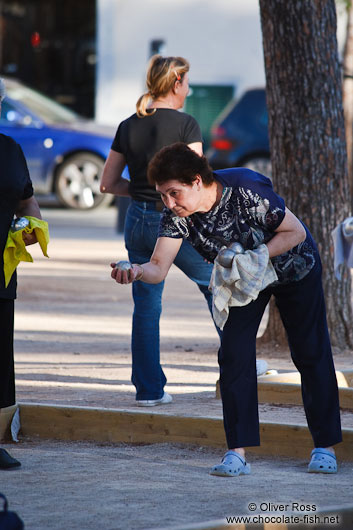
256, 359, 268, 376
137, 392, 173, 407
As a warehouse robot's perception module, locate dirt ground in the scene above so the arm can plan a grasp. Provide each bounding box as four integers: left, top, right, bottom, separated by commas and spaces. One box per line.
1, 206, 353, 530
3, 440, 353, 530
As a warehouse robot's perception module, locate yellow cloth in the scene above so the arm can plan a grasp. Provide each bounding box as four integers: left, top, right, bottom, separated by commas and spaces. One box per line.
3, 216, 49, 287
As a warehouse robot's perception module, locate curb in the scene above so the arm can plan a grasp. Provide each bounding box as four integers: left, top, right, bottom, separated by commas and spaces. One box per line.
18, 403, 353, 461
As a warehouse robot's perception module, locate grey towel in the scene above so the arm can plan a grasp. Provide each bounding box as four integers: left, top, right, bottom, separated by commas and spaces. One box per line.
209, 243, 278, 329
331, 217, 353, 280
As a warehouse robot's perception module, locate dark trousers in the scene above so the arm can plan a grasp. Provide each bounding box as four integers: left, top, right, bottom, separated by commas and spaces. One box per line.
0, 299, 15, 408
219, 260, 342, 449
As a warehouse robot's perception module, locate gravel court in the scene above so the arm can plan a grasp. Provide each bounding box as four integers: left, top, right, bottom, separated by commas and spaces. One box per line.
2, 440, 353, 530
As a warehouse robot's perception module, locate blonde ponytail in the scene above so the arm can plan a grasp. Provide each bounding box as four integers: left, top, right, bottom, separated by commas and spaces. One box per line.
136, 55, 189, 118
136, 92, 156, 117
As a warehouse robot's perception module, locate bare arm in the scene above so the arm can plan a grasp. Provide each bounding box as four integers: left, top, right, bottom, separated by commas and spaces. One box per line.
111, 237, 183, 284
187, 141, 203, 156
266, 208, 306, 258
100, 150, 130, 196
16, 195, 42, 219
15, 196, 42, 246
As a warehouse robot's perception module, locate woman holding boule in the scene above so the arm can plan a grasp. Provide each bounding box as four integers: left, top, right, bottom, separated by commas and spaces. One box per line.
111, 142, 341, 476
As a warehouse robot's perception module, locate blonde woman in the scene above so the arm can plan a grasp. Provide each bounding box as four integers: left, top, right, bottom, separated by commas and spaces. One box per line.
100, 56, 217, 406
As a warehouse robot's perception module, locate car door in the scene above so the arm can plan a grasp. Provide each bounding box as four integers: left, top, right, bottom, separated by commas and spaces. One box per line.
0, 99, 54, 193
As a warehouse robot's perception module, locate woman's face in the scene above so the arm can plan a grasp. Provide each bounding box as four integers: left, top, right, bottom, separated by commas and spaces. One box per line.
156, 176, 201, 217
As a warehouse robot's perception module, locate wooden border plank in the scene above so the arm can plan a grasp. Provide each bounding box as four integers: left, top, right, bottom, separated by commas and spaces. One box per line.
18, 403, 353, 461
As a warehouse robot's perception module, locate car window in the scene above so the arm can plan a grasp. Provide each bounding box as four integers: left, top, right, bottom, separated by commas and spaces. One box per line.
6, 84, 80, 124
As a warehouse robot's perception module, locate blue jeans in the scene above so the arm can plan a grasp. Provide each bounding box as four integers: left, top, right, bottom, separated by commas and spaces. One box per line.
124, 200, 217, 400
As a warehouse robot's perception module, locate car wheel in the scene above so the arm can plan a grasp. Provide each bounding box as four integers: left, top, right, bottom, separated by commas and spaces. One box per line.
54, 152, 112, 209
241, 157, 272, 178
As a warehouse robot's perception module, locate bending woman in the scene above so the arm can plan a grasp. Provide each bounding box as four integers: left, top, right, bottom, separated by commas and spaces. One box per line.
100, 56, 216, 406
111, 142, 341, 475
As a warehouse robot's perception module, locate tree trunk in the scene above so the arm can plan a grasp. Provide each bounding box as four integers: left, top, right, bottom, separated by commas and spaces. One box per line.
343, 2, 353, 209
259, 0, 353, 350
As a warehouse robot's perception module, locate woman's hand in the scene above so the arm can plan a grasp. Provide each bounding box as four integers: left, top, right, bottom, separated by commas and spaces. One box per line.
22, 231, 38, 246
16, 196, 42, 246
110, 237, 183, 285
110, 262, 142, 284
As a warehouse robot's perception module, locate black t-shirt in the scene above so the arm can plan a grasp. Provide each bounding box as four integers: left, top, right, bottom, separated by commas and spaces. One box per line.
111, 109, 202, 202
0, 134, 34, 299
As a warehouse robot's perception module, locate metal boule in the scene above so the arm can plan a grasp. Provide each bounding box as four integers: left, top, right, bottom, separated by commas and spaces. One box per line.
11, 217, 30, 232
217, 248, 235, 268
343, 217, 353, 237
115, 260, 132, 271
228, 242, 244, 254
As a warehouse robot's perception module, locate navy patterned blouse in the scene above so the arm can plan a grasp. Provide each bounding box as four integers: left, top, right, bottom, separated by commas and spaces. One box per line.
158, 168, 317, 284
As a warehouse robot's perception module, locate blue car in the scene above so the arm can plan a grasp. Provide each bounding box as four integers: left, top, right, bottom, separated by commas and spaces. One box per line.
0, 76, 116, 209
207, 88, 271, 177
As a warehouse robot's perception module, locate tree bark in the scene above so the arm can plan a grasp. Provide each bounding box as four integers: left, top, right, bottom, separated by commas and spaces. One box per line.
259, 0, 353, 349
343, 2, 353, 208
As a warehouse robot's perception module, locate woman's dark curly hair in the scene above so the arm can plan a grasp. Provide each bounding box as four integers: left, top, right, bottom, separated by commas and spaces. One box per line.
147, 142, 214, 187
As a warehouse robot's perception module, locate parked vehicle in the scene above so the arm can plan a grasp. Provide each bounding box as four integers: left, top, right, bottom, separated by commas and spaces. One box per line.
0, 76, 115, 209
207, 88, 271, 177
